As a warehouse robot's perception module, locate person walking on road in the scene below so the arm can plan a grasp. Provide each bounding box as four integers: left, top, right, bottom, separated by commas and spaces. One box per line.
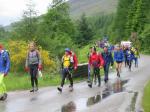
57, 48, 77, 92
0, 44, 10, 101
25, 42, 42, 92
126, 47, 134, 71
88, 47, 104, 88
114, 45, 124, 77
102, 46, 114, 83
87, 47, 93, 83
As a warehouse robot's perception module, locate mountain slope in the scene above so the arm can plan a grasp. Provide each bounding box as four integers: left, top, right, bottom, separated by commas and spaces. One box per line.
69, 0, 118, 18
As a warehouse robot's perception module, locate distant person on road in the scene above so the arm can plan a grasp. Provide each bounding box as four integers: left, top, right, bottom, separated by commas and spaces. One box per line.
0, 44, 10, 101
88, 47, 104, 88
102, 46, 114, 83
126, 47, 134, 71
132, 47, 140, 67
57, 48, 78, 92
123, 45, 128, 67
25, 42, 42, 92
87, 47, 93, 83
114, 45, 124, 77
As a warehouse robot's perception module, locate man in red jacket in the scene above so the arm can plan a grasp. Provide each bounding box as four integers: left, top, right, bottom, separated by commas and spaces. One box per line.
88, 47, 104, 88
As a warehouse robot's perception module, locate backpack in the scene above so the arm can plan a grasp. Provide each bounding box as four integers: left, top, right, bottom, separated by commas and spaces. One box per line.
2, 50, 10, 67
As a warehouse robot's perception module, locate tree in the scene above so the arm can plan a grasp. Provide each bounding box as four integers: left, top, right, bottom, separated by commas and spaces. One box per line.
11, 0, 38, 40
0, 25, 6, 38
76, 14, 94, 46
113, 0, 134, 41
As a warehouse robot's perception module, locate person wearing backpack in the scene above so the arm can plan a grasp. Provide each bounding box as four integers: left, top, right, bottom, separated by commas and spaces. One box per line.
88, 47, 104, 88
101, 46, 114, 83
87, 47, 93, 83
57, 48, 76, 92
25, 42, 42, 92
0, 44, 10, 101
126, 47, 134, 71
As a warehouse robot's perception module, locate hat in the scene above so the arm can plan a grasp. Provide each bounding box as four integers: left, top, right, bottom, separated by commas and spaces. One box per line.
65, 48, 70, 52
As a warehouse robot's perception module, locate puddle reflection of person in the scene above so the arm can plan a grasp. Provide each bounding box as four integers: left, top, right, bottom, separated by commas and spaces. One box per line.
87, 95, 101, 106
61, 101, 76, 112
114, 78, 122, 93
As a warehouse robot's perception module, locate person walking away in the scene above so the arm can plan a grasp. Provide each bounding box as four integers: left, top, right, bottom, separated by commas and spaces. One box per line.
88, 47, 104, 88
25, 42, 42, 92
132, 47, 140, 67
0, 44, 10, 101
114, 45, 124, 77
102, 46, 114, 83
57, 48, 74, 92
126, 47, 134, 71
123, 46, 128, 67
87, 47, 92, 83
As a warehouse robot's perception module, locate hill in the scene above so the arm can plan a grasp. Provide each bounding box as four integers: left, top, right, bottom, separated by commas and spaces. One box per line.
68, 0, 118, 18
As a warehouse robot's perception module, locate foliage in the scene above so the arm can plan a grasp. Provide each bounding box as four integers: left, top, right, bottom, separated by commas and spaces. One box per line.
75, 14, 94, 46
7, 40, 56, 72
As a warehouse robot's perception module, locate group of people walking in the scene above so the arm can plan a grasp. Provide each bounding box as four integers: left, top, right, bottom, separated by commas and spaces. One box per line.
0, 41, 140, 100
57, 43, 140, 93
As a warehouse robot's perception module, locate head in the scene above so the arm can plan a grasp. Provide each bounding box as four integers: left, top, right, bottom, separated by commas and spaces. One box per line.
65, 48, 70, 55
92, 47, 96, 53
103, 46, 108, 52
89, 47, 92, 52
115, 45, 120, 51
0, 44, 4, 52
29, 42, 36, 51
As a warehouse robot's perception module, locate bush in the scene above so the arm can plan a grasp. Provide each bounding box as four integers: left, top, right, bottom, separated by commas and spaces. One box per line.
7, 40, 56, 72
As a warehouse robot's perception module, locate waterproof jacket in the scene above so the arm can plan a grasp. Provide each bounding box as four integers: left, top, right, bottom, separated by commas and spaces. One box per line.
102, 51, 114, 66
126, 49, 134, 61
89, 52, 104, 68
0, 50, 10, 75
114, 50, 124, 62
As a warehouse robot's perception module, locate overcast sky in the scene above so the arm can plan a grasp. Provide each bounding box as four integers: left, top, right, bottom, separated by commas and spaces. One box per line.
0, 0, 52, 26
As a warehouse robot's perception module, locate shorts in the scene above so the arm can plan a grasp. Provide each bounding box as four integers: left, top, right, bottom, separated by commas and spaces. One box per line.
116, 61, 123, 64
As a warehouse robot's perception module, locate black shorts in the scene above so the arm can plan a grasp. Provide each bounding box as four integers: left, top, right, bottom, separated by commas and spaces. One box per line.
116, 61, 123, 64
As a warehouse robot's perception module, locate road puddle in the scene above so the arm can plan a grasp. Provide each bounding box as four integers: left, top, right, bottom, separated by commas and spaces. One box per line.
60, 79, 128, 112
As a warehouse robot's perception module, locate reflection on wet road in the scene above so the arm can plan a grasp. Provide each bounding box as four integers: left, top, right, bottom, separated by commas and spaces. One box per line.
59, 78, 128, 112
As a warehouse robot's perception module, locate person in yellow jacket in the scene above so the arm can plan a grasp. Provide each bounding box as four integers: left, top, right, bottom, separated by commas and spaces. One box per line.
132, 47, 140, 67
57, 48, 74, 92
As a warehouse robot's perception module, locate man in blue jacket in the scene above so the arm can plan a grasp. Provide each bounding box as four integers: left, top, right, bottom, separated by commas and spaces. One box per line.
126, 48, 134, 71
0, 44, 10, 101
102, 46, 114, 83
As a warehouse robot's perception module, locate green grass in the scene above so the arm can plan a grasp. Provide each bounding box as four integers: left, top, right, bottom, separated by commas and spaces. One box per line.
4, 72, 61, 91
4, 72, 87, 92
142, 80, 150, 112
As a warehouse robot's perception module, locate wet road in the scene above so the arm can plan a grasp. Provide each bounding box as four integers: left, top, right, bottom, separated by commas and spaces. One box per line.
0, 55, 150, 112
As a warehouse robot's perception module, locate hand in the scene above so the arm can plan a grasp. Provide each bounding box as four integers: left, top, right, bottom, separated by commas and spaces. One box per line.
100, 66, 103, 69
25, 67, 29, 72
74, 66, 77, 71
38, 65, 42, 71
4, 73, 7, 77
110, 66, 113, 69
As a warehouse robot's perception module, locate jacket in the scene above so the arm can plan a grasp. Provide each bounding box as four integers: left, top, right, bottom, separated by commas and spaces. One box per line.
114, 50, 124, 62
89, 52, 104, 68
0, 50, 10, 75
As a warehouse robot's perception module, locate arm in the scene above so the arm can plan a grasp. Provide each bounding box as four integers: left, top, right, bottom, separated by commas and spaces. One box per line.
114, 52, 117, 62
99, 54, 104, 67
4, 53, 10, 75
110, 52, 114, 66
25, 52, 29, 68
37, 50, 42, 66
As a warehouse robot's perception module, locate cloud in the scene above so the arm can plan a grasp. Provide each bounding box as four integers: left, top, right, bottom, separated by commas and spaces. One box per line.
0, 0, 52, 26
